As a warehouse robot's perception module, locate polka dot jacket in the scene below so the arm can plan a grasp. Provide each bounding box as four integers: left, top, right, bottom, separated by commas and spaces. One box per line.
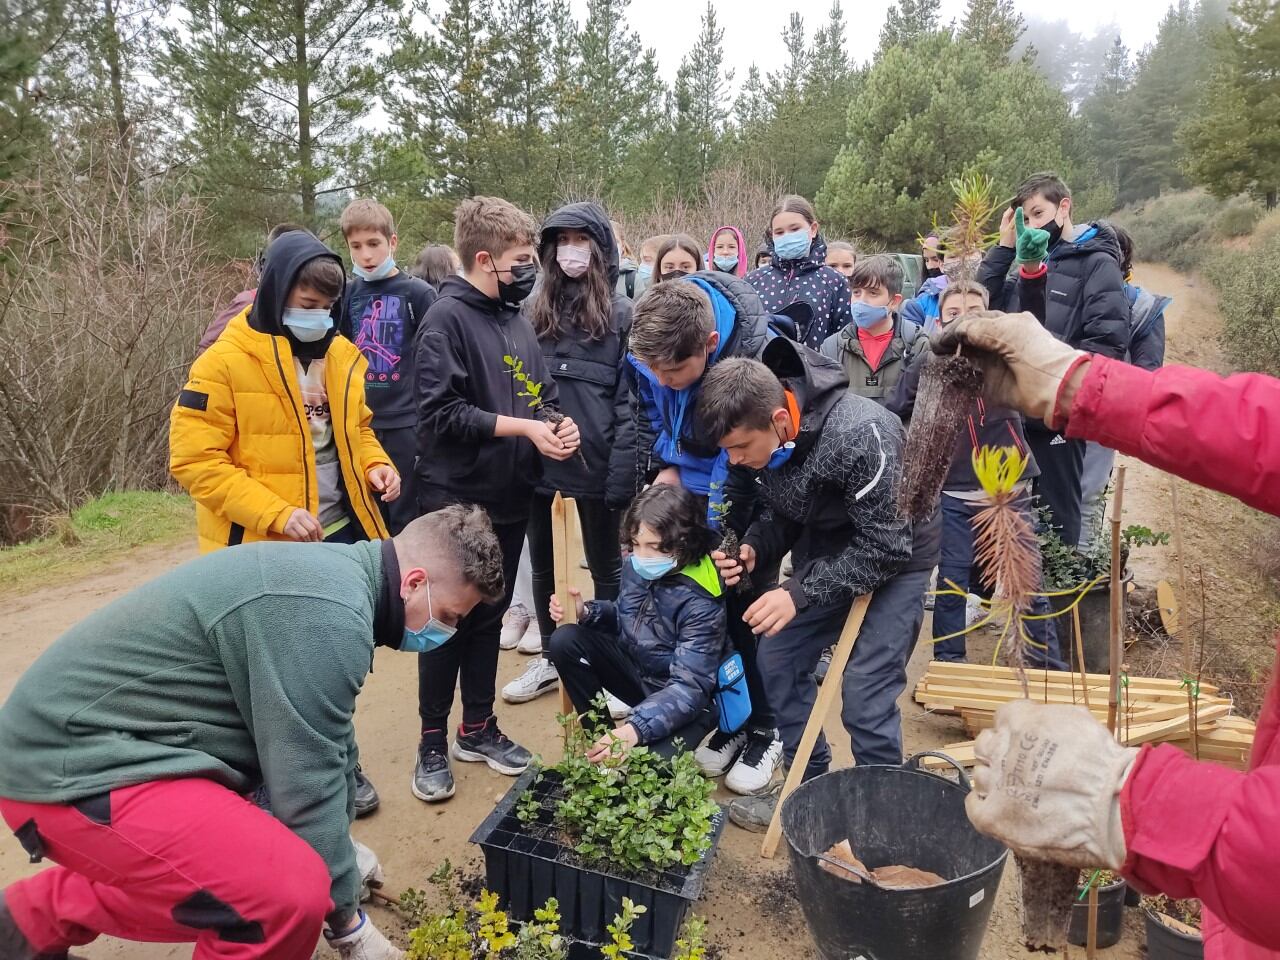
746, 234, 853, 351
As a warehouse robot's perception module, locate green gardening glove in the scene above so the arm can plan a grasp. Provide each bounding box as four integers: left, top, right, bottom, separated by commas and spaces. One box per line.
1014, 207, 1050, 265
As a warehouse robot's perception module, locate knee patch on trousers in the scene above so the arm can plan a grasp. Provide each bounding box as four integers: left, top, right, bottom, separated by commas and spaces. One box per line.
172, 890, 265, 944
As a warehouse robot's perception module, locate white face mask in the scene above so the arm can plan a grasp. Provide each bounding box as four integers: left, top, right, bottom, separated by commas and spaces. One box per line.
556, 243, 591, 279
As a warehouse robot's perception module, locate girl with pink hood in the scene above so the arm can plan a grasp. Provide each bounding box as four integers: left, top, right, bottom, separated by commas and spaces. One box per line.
707, 225, 748, 278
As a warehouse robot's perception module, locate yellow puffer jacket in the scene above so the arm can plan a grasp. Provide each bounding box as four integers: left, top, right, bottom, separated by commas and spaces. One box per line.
170, 309, 392, 553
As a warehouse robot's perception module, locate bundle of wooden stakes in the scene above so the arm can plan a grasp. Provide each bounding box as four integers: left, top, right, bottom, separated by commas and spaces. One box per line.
913, 662, 1256, 771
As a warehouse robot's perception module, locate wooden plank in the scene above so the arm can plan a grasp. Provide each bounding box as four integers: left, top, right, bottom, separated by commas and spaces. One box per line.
919, 662, 1219, 695
552, 494, 578, 732
914, 680, 1215, 708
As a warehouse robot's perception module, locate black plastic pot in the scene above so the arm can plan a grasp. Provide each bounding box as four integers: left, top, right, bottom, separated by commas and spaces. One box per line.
1067, 877, 1127, 948
1144, 907, 1205, 959
1126, 884, 1142, 907
470, 767, 724, 958
1051, 570, 1134, 673
780, 752, 1008, 960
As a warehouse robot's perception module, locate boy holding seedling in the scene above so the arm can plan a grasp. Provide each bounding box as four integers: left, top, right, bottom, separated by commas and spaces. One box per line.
887, 281, 1065, 669
626, 276, 784, 797
978, 172, 1129, 548
696, 339, 920, 832
410, 196, 580, 805
338, 198, 438, 534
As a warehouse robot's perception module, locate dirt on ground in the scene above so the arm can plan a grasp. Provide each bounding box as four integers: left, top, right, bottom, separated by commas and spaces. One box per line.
5, 259, 1270, 959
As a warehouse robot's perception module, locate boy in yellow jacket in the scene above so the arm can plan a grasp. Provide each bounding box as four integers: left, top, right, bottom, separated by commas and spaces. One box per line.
171, 231, 400, 554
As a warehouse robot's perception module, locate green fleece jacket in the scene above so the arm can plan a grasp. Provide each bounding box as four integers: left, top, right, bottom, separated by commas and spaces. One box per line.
0, 539, 391, 921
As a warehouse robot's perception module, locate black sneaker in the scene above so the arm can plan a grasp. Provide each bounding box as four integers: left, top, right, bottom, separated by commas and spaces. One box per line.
411, 739, 455, 803
353, 764, 379, 817
451, 716, 531, 775
814, 646, 834, 685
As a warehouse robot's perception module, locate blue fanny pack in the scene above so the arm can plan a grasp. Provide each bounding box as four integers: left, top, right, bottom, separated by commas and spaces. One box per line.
714, 653, 752, 735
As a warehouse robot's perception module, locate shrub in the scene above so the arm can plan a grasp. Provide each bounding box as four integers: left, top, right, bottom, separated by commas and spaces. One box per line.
1205, 230, 1280, 377
1213, 200, 1264, 238
1112, 191, 1223, 272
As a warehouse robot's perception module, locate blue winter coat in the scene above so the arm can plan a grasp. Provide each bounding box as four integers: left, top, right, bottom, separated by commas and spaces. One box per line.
746, 234, 853, 351
581, 555, 728, 745
900, 276, 947, 331
1126, 283, 1169, 372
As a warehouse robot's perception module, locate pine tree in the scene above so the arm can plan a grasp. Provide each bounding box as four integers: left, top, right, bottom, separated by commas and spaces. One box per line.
490, 0, 556, 209
1080, 37, 1132, 196
733, 65, 770, 133
0, 0, 71, 179
879, 0, 942, 54
796, 2, 860, 199
960, 0, 1026, 64
681, 2, 733, 184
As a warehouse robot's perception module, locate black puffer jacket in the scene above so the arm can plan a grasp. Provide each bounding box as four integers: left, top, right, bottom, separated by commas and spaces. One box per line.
532, 202, 636, 506
978, 222, 1130, 360
739, 338, 912, 610
746, 234, 853, 351
580, 556, 728, 745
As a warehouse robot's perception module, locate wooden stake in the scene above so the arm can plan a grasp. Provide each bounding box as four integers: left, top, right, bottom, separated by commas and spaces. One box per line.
761, 593, 872, 859
1086, 883, 1100, 958
551, 493, 578, 731
1073, 606, 1091, 711
1169, 479, 1198, 759
1107, 465, 1127, 737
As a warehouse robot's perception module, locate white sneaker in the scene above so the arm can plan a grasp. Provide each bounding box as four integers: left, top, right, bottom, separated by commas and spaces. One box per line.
501, 657, 559, 703
694, 729, 747, 777
500, 604, 531, 650
605, 691, 632, 720
517, 629, 544, 655
965, 593, 986, 627
725, 731, 783, 795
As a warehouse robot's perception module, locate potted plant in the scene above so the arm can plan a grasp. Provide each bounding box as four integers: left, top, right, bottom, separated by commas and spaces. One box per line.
1066, 869, 1128, 948
470, 701, 725, 957
1143, 895, 1204, 959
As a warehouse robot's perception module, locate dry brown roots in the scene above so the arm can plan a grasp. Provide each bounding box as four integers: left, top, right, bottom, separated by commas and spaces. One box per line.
972, 492, 1043, 672
899, 352, 984, 521
1018, 856, 1078, 951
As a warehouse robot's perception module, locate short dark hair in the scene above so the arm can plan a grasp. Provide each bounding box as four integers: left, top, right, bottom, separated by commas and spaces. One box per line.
1109, 222, 1134, 275
630, 281, 715, 365
848, 254, 904, 297
267, 222, 311, 245
620, 484, 718, 569
1014, 172, 1072, 208
938, 281, 990, 312
397, 505, 505, 603
294, 256, 345, 300
696, 357, 785, 442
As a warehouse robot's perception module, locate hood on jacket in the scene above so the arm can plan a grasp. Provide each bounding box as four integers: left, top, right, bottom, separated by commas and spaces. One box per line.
683, 270, 772, 361
434, 273, 518, 321
540, 201, 620, 287
249, 230, 346, 358
707, 225, 748, 278
765, 230, 830, 273
1049, 221, 1122, 266
760, 336, 849, 457
1128, 284, 1172, 338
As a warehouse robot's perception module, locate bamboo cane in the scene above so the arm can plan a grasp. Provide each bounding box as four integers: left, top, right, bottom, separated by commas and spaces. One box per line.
762, 593, 872, 859
551, 493, 578, 733
1107, 465, 1127, 736
1169, 479, 1197, 758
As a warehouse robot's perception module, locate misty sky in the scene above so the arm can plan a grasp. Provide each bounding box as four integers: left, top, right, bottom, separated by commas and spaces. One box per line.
586, 0, 1174, 85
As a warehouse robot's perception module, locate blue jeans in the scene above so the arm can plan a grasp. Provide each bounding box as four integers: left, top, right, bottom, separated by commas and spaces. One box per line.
759, 566, 931, 779
933, 494, 1065, 669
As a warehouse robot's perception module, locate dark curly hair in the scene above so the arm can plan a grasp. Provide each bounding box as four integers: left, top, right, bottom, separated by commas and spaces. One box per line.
620, 484, 718, 570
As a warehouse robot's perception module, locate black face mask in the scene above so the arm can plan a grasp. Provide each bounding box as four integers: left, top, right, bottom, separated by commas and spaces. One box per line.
924, 266, 943, 279
491, 261, 538, 307
1042, 212, 1065, 248
660, 270, 689, 282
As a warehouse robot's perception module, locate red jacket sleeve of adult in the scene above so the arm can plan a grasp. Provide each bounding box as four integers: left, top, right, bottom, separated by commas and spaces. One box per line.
1067, 355, 1280, 954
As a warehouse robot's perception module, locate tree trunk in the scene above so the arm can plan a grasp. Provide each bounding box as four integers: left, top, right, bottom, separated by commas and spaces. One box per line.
101, 0, 131, 158
294, 0, 314, 221
1267, 189, 1277, 211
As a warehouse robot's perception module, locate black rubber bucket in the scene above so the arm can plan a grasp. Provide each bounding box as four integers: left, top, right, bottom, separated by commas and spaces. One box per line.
1144, 907, 1205, 960
1067, 877, 1127, 947
780, 753, 1009, 960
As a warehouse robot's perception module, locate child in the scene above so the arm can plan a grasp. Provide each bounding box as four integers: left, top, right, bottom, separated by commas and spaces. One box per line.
886, 282, 1065, 670
501, 201, 634, 704
695, 338, 918, 831
653, 233, 705, 282
338, 198, 438, 534
198, 222, 310, 355
626, 276, 783, 795
612, 218, 643, 300
824, 240, 857, 279
978, 171, 1129, 547
754, 245, 772, 270
922, 235, 944, 278
637, 234, 666, 292
747, 194, 853, 351
708, 225, 748, 278
411, 196, 581, 804
547, 484, 727, 761
409, 243, 461, 288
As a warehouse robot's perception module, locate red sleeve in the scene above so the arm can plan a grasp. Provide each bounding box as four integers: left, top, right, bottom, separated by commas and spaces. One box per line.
1066, 356, 1280, 517
1121, 744, 1280, 950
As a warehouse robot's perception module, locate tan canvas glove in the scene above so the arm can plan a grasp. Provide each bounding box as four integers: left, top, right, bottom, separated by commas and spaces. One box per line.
966, 700, 1137, 870
326, 913, 404, 960
932, 311, 1089, 427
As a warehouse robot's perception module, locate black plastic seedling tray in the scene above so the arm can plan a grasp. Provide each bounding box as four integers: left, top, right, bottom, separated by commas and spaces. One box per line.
470, 767, 725, 958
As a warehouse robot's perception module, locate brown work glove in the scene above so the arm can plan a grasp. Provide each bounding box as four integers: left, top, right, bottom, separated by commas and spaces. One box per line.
966, 700, 1137, 870
932, 311, 1089, 428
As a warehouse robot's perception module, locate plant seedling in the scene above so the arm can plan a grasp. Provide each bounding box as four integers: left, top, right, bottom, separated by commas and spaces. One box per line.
503, 353, 588, 469
709, 480, 750, 593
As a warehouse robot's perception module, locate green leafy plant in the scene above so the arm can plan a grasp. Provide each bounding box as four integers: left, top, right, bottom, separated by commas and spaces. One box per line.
602, 898, 646, 959
502, 353, 588, 468
1143, 894, 1203, 932
673, 914, 708, 960
708, 480, 749, 593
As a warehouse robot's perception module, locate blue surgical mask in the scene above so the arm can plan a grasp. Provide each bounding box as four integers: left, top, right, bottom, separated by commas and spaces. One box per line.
282, 307, 333, 343
773, 229, 812, 261
767, 441, 796, 471
353, 257, 396, 282
638, 263, 653, 280
713, 254, 739, 272
850, 301, 890, 330
631, 553, 677, 581
400, 579, 457, 653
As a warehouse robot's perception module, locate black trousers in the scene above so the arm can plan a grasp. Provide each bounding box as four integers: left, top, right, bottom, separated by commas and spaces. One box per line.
416, 495, 527, 738
1025, 419, 1087, 548
527, 493, 622, 650
547, 623, 717, 760
374, 425, 418, 535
